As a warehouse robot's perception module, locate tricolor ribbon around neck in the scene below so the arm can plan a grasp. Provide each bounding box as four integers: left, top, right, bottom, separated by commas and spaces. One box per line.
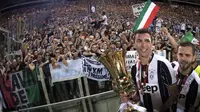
137, 60, 149, 91
176, 68, 193, 92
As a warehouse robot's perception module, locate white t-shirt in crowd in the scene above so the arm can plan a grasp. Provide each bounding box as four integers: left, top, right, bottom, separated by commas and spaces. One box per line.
156, 18, 163, 27
181, 23, 186, 30
102, 15, 108, 25
68, 30, 73, 38
196, 26, 199, 32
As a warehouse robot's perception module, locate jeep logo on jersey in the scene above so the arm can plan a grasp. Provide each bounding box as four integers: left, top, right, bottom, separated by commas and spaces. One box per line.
178, 94, 185, 99
143, 84, 158, 93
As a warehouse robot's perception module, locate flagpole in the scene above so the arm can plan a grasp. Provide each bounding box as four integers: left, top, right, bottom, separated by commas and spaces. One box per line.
83, 77, 94, 112
77, 77, 88, 112
39, 68, 53, 112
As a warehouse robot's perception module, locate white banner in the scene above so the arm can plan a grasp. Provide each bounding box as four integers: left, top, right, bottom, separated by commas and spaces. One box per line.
132, 2, 146, 17
49, 59, 83, 83
154, 50, 166, 58
126, 51, 138, 72
82, 58, 110, 81
5, 50, 22, 56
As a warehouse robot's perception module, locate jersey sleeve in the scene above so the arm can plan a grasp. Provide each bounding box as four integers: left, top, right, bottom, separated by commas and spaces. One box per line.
160, 59, 177, 85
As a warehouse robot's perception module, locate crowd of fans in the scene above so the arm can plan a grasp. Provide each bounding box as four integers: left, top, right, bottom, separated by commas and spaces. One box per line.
0, 0, 200, 106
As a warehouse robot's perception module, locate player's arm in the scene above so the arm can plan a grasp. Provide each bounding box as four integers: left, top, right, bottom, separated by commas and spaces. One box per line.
159, 60, 178, 112
159, 84, 179, 112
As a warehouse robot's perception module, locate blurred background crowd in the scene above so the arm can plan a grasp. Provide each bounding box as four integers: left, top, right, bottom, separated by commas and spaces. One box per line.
0, 0, 200, 109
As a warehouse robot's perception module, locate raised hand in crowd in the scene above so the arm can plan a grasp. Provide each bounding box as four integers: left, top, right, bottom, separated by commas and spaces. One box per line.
161, 27, 178, 48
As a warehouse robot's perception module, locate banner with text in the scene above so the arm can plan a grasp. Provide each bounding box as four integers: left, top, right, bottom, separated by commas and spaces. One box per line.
82, 58, 110, 81
0, 67, 40, 110
49, 59, 83, 83
126, 51, 138, 72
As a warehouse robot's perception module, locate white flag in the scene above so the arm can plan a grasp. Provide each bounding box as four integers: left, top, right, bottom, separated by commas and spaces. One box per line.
132, 2, 146, 17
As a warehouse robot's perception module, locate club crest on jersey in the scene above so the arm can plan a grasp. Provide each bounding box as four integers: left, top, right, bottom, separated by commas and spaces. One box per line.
143, 84, 158, 94
182, 83, 189, 93
149, 69, 155, 80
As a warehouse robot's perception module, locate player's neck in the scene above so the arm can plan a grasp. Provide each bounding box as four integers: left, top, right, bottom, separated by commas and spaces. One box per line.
192, 62, 197, 68
139, 55, 152, 65
179, 67, 192, 76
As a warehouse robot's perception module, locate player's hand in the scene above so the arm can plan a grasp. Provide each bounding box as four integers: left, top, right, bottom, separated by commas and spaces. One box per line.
120, 93, 130, 103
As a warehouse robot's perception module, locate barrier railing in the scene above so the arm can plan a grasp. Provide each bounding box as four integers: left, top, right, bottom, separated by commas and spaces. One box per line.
12, 90, 115, 112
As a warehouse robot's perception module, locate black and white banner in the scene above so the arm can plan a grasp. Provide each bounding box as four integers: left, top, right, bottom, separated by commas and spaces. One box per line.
82, 58, 110, 81
89, 4, 96, 13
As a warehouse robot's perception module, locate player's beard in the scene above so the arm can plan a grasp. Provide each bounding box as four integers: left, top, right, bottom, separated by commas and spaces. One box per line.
179, 60, 192, 71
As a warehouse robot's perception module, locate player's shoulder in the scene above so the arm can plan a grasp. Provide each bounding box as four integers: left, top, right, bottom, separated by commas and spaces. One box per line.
153, 54, 171, 64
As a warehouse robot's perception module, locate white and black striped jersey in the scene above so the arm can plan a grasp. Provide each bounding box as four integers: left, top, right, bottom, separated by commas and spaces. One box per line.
171, 62, 200, 112
131, 53, 176, 112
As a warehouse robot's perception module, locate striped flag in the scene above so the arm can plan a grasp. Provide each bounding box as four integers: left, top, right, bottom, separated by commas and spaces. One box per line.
132, 0, 160, 32
180, 32, 200, 45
